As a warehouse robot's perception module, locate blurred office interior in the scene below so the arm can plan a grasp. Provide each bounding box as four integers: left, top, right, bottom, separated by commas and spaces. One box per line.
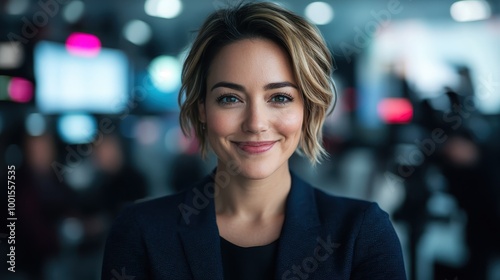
1, 0, 500, 279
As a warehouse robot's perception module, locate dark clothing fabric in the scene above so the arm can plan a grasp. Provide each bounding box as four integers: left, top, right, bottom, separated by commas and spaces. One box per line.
102, 171, 406, 279
220, 237, 278, 280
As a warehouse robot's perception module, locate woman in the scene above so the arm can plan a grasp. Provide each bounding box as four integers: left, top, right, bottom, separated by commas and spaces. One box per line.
102, 2, 406, 279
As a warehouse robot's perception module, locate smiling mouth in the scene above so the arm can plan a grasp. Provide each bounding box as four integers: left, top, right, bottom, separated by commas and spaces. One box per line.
233, 141, 277, 154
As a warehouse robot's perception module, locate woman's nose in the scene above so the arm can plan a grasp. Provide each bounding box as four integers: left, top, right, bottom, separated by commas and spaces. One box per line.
241, 101, 269, 134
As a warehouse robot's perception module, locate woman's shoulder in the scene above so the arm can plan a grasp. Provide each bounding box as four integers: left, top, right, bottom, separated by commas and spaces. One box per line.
291, 172, 377, 215
291, 174, 388, 227
111, 191, 187, 228
131, 190, 187, 212
314, 188, 391, 227
120, 173, 214, 218
313, 187, 376, 213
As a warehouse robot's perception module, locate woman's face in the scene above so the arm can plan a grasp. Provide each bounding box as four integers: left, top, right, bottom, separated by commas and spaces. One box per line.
199, 38, 304, 180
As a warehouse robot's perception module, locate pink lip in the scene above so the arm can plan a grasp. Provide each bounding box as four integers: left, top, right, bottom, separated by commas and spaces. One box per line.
234, 141, 277, 154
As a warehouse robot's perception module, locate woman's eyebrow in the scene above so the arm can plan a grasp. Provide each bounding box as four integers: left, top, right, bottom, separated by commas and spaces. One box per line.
210, 82, 245, 92
210, 81, 298, 92
264, 82, 297, 90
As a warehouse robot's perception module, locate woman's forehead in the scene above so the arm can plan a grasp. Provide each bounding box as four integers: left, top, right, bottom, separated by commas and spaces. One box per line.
206, 38, 295, 87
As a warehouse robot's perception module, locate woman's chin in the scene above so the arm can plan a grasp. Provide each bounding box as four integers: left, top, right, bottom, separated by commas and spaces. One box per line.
230, 161, 288, 181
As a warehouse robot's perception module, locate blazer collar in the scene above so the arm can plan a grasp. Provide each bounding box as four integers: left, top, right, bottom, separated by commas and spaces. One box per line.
178, 172, 223, 280
275, 172, 322, 278
177, 171, 322, 280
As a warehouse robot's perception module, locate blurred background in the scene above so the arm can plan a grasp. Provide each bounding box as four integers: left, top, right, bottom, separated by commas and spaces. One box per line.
0, 0, 499, 279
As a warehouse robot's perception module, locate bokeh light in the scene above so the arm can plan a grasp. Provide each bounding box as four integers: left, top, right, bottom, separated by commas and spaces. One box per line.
145, 0, 183, 19
57, 114, 98, 144
148, 55, 181, 93
305, 2, 334, 25
5, 0, 29, 15
8, 77, 33, 103
25, 113, 47, 137
63, 0, 85, 24
66, 33, 102, 57
0, 42, 24, 69
123, 20, 152, 45
451, 0, 491, 22
377, 98, 413, 124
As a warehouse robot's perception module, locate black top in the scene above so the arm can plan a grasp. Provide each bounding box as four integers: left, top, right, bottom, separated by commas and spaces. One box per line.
102, 171, 407, 280
220, 237, 279, 280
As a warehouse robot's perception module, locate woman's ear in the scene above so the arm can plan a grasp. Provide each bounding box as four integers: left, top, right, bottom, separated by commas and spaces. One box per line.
198, 99, 206, 123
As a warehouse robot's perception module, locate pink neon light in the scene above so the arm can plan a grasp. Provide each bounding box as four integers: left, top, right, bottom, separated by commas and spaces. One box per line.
8, 77, 34, 103
377, 98, 413, 124
65, 32, 101, 57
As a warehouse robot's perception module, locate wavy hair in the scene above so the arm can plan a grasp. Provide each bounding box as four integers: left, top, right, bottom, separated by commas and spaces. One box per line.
179, 1, 336, 164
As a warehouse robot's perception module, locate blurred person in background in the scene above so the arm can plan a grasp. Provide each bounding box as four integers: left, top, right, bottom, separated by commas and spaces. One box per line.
439, 77, 500, 278
440, 132, 500, 279
102, 2, 406, 279
76, 133, 148, 254
16, 132, 76, 279
439, 87, 500, 279
46, 132, 150, 280
409, 84, 500, 279
91, 133, 148, 217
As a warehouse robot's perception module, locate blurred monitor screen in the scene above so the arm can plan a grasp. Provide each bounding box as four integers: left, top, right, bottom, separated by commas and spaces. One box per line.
34, 41, 129, 113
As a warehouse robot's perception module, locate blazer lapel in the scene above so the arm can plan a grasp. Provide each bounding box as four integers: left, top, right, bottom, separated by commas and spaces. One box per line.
275, 172, 323, 279
177, 172, 325, 280
178, 174, 224, 280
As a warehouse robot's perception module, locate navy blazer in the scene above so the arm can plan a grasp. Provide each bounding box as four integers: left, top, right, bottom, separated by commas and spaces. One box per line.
101, 172, 406, 280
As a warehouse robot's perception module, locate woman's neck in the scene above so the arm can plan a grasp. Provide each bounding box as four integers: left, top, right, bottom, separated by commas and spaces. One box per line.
214, 162, 291, 221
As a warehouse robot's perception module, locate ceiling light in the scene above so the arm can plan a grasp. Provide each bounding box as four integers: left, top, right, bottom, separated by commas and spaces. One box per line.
145, 0, 183, 19
305, 2, 334, 25
450, 0, 491, 22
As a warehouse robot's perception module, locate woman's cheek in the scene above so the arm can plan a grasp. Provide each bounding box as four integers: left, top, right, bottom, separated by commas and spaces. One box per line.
207, 108, 240, 136
275, 108, 303, 135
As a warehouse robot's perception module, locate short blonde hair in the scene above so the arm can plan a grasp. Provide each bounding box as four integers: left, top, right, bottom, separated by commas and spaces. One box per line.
179, 1, 336, 164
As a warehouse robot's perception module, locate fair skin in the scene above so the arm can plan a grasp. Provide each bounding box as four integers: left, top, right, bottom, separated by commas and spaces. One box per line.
198, 38, 304, 247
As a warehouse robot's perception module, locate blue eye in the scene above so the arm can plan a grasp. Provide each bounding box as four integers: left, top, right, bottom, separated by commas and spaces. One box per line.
216, 95, 240, 105
270, 94, 293, 104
